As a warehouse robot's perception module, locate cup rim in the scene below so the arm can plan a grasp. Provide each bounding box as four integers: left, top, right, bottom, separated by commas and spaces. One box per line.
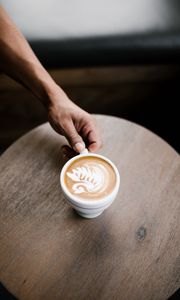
60, 152, 120, 206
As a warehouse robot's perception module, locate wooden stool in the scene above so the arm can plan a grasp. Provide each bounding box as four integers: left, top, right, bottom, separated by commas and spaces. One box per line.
0, 115, 179, 300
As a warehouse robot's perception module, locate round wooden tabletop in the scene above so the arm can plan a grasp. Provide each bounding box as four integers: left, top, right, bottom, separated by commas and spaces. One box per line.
0, 115, 180, 300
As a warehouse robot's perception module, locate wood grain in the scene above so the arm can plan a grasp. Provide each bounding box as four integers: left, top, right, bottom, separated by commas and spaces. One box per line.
0, 115, 180, 300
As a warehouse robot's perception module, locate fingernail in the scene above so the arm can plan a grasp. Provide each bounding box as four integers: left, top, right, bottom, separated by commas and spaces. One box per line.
74, 142, 85, 153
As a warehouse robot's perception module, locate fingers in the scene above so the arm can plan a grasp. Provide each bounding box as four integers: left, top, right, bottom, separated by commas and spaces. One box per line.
48, 100, 102, 154
62, 119, 85, 153
87, 129, 102, 152
62, 117, 102, 154
81, 117, 102, 152
61, 145, 77, 161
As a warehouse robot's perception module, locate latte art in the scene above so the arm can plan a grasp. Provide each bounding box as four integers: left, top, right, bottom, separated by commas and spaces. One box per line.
64, 156, 116, 200
67, 163, 107, 194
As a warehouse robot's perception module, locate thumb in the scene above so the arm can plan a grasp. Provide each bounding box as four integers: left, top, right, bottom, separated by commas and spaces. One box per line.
64, 121, 85, 153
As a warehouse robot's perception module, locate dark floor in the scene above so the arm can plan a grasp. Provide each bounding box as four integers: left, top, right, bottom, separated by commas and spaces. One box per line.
0, 66, 179, 154
68, 80, 180, 153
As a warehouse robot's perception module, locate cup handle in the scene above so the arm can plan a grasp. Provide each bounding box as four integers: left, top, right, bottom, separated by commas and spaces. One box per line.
79, 148, 89, 155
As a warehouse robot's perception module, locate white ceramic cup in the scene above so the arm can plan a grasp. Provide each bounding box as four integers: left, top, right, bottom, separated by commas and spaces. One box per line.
60, 152, 120, 218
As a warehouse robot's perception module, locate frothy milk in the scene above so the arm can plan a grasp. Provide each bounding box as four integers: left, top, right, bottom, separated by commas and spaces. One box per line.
64, 156, 116, 200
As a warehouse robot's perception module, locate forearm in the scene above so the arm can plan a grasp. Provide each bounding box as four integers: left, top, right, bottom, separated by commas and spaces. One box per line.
0, 6, 102, 153
0, 6, 66, 106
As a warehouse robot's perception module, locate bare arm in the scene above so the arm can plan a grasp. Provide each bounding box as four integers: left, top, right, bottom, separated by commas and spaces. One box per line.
0, 6, 102, 153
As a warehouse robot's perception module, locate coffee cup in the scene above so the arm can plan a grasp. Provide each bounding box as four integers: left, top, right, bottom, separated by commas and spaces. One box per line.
60, 151, 120, 218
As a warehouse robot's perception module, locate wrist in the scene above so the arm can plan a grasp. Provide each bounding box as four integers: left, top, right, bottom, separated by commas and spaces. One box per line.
27, 62, 67, 108
47, 84, 69, 106
38, 78, 69, 109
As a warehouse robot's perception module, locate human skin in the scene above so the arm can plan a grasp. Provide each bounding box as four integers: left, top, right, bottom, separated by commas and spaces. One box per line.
0, 6, 102, 155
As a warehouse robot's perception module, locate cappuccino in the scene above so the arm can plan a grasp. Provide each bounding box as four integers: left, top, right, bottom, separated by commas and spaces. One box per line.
64, 156, 116, 200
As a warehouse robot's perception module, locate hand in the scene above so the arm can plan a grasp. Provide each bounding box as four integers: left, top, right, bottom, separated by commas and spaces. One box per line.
47, 89, 102, 155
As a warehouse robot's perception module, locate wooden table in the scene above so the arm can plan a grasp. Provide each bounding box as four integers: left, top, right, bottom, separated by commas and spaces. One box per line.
0, 115, 180, 300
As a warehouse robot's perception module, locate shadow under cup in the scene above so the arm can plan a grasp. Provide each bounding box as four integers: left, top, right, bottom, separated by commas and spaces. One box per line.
60, 153, 120, 218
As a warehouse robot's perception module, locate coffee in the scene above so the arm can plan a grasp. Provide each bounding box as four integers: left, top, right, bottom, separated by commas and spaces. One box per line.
64, 156, 116, 200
